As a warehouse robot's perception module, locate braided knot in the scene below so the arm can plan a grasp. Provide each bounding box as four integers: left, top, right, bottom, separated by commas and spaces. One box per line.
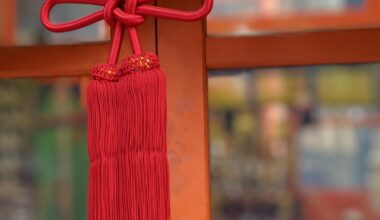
104, 0, 145, 27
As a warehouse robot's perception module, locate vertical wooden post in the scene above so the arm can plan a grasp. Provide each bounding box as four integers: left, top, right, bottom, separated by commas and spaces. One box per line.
156, 1, 210, 220
0, 0, 16, 45
368, 0, 380, 20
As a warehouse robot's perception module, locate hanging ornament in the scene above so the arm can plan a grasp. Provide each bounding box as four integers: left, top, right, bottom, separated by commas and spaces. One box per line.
41, 0, 213, 219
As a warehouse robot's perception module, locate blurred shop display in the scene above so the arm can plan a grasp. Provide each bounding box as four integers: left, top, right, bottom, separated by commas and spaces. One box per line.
0, 0, 105, 46
211, 0, 365, 17
0, 1, 101, 219
208, 0, 369, 35
0, 80, 36, 220
0, 79, 88, 220
209, 65, 380, 220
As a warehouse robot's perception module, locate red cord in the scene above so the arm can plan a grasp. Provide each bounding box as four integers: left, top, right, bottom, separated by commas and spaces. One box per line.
40, 0, 213, 64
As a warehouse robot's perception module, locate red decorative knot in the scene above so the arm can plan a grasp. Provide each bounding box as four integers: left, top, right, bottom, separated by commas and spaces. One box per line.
121, 53, 160, 73
92, 64, 120, 81
41, 0, 213, 33
103, 0, 145, 28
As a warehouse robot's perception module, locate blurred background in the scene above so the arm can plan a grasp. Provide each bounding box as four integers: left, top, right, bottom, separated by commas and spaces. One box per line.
209, 66, 380, 220
208, 0, 369, 35
1, 0, 380, 220
0, 1, 103, 220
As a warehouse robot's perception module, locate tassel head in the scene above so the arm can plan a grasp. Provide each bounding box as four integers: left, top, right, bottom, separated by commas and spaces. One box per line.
121, 53, 160, 73
91, 64, 121, 81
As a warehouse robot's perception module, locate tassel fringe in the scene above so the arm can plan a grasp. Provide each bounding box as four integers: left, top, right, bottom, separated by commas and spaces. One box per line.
87, 53, 170, 220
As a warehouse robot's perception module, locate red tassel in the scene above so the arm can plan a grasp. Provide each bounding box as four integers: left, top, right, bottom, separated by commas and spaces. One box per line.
87, 53, 170, 220
41, 1, 213, 218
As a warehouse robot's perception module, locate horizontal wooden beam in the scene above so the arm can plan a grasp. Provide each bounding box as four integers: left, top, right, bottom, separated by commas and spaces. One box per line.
206, 28, 380, 70
0, 14, 156, 79
4, 27, 380, 78
0, 42, 111, 78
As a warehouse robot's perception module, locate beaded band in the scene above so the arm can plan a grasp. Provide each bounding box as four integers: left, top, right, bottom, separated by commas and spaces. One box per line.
92, 64, 120, 81
121, 53, 160, 73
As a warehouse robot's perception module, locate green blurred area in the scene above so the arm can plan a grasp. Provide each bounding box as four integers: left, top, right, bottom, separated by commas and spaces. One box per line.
0, 79, 88, 220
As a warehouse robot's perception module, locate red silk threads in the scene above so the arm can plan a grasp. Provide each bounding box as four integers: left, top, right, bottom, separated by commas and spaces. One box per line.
87, 53, 170, 220
40, 0, 213, 219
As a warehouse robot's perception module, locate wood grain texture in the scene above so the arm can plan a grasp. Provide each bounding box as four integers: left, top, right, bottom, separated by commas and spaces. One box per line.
207, 28, 380, 70
156, 0, 211, 219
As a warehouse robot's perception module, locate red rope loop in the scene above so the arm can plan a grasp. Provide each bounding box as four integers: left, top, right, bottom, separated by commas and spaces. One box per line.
103, 0, 118, 27
41, 0, 213, 61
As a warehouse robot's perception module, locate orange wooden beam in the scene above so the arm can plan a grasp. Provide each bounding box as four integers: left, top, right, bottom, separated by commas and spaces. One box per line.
206, 28, 380, 69
3, 27, 380, 77
0, 0, 16, 45
0, 43, 111, 78
0, 14, 157, 78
